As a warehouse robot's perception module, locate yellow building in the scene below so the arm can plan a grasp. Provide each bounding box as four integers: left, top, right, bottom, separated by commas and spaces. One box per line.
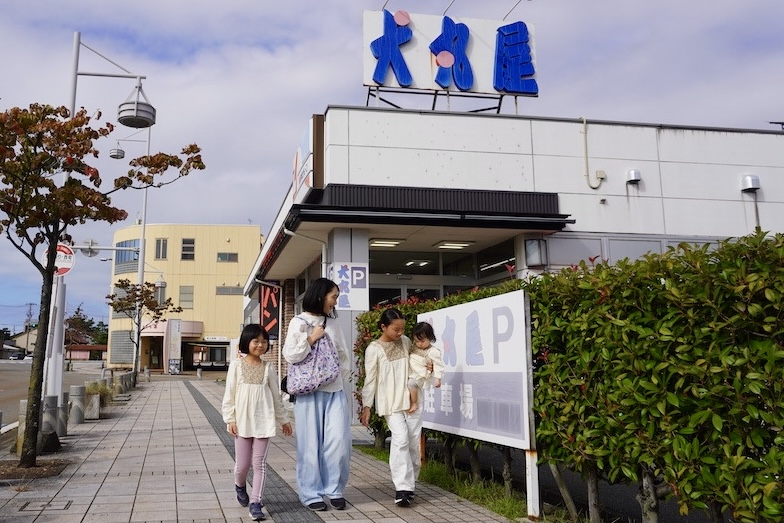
107, 223, 262, 372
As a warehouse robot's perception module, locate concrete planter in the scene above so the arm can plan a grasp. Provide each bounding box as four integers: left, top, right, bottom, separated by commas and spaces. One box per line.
84, 393, 101, 420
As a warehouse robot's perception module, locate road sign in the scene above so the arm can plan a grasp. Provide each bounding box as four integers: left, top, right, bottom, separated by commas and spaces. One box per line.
79, 239, 100, 257
48, 244, 76, 276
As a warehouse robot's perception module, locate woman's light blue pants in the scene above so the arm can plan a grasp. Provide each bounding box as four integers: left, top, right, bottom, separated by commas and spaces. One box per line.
293, 390, 351, 505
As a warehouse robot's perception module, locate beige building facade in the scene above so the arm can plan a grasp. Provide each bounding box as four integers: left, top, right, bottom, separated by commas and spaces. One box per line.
107, 223, 262, 372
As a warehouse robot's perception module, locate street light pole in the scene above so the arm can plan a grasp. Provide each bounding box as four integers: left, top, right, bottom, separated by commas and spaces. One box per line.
66, 31, 156, 375
133, 128, 152, 375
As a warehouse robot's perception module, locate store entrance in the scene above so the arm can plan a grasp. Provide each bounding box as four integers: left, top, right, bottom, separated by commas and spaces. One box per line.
149, 338, 163, 370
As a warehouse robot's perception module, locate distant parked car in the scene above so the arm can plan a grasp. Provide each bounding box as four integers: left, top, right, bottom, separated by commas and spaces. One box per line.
23, 354, 33, 361
9, 352, 25, 360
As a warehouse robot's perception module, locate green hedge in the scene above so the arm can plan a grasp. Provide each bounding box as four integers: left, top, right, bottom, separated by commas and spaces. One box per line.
355, 230, 784, 523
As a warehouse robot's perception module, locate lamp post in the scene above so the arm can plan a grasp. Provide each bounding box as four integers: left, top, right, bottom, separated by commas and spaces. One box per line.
67, 31, 157, 377
109, 130, 153, 374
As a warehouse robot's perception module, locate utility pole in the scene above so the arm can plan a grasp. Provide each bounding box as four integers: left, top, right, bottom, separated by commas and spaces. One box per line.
24, 303, 34, 354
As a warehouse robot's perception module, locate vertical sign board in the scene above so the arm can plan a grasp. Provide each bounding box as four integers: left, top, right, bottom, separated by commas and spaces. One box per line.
166, 319, 182, 375
418, 290, 534, 448
259, 281, 281, 340
329, 263, 369, 311
418, 290, 539, 517
292, 117, 315, 205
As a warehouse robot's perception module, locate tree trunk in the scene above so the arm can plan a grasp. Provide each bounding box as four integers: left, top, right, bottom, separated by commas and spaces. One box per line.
374, 431, 386, 449
19, 274, 55, 467
585, 461, 602, 523
468, 440, 482, 484
636, 464, 659, 523
444, 435, 456, 475
549, 462, 579, 521
501, 446, 513, 498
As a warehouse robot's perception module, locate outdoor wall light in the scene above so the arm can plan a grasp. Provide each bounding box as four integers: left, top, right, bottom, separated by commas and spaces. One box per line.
741, 174, 761, 193
524, 239, 548, 267
626, 169, 641, 185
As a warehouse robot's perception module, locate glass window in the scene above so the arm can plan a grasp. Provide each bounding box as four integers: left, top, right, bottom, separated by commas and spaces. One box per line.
444, 285, 474, 297
155, 238, 168, 260
369, 251, 439, 275
180, 286, 194, 309
442, 251, 475, 278
408, 287, 440, 302
477, 239, 515, 281
217, 252, 238, 262
115, 239, 139, 264
182, 238, 195, 260
370, 287, 402, 308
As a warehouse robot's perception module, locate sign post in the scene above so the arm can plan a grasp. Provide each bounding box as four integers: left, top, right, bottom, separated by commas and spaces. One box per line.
40, 243, 76, 435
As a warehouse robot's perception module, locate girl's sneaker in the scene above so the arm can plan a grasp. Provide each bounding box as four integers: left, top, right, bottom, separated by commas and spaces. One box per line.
249, 502, 266, 521
235, 484, 249, 507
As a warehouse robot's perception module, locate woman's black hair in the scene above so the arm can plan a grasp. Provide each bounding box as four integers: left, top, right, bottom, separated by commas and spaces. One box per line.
238, 323, 269, 354
412, 321, 436, 343
378, 307, 405, 329
301, 277, 339, 316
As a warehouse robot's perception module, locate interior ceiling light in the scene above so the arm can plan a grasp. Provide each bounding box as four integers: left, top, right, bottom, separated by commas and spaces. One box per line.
434, 240, 475, 250
370, 238, 404, 248
405, 260, 431, 267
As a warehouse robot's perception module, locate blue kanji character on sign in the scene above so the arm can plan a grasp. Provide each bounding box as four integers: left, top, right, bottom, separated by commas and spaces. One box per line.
429, 16, 474, 91
370, 10, 413, 87
337, 264, 350, 280
493, 21, 538, 95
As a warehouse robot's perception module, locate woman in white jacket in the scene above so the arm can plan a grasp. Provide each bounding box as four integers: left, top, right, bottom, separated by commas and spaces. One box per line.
282, 277, 352, 512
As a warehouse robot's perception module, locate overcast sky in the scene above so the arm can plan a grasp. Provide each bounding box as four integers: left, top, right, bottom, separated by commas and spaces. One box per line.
1, 0, 783, 334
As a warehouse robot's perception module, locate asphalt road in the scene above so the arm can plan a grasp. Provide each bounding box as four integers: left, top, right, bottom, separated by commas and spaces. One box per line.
0, 359, 104, 429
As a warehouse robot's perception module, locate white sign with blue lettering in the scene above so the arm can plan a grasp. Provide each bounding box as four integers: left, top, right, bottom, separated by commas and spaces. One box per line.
363, 10, 538, 96
330, 262, 369, 311
417, 290, 534, 449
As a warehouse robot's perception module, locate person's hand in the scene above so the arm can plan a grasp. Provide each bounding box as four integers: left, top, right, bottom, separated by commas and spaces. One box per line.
307, 324, 326, 345
227, 422, 238, 436
281, 423, 293, 436
360, 406, 371, 427
434, 378, 442, 388
426, 359, 434, 373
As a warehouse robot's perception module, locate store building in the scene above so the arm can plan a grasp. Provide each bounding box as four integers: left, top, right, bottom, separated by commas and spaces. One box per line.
241, 10, 783, 377
106, 223, 261, 372
243, 106, 783, 370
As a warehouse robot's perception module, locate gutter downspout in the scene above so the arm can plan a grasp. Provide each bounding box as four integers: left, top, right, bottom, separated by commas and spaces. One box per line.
582, 117, 605, 190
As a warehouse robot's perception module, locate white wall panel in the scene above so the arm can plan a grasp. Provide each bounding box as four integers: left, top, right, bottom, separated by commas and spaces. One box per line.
658, 130, 784, 166
662, 199, 753, 237
758, 202, 784, 232
346, 146, 534, 190
324, 144, 350, 184
345, 109, 533, 154
325, 108, 350, 145
558, 193, 667, 235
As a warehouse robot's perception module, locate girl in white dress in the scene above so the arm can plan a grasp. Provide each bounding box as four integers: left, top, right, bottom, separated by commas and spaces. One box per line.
360, 308, 421, 507
222, 324, 292, 521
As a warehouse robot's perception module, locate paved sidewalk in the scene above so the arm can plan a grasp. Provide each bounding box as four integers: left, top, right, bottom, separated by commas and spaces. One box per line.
0, 374, 514, 523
